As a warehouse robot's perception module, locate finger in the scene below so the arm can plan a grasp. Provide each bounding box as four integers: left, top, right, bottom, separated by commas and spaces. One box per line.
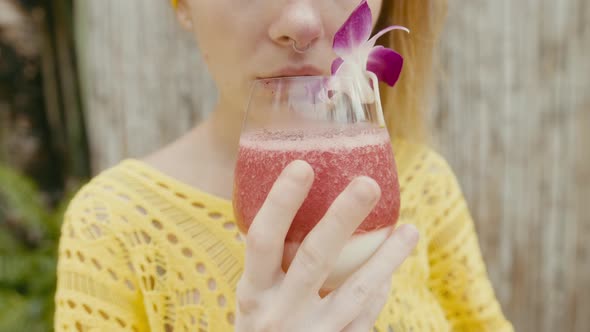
242, 160, 314, 290
341, 282, 391, 332
321, 224, 419, 330
279, 176, 382, 305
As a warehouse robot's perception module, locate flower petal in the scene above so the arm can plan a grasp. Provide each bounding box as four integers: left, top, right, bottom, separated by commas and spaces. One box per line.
331, 57, 345, 75
333, 0, 373, 55
366, 46, 403, 86
366, 25, 410, 48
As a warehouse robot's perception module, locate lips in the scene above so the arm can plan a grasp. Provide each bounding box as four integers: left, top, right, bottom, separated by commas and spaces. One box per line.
259, 65, 324, 79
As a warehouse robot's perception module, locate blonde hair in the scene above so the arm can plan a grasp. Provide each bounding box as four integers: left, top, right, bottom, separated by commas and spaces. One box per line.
375, 0, 448, 143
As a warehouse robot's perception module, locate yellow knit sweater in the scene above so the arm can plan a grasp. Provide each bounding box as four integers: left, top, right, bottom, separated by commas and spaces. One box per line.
54, 139, 513, 331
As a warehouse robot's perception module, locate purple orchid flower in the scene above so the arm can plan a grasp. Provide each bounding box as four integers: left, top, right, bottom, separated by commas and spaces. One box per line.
331, 0, 409, 87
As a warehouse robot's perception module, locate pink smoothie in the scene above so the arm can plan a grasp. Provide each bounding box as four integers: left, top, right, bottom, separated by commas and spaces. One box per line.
233, 127, 400, 243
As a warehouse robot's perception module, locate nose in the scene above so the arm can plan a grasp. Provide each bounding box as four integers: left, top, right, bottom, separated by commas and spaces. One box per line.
268, 1, 324, 51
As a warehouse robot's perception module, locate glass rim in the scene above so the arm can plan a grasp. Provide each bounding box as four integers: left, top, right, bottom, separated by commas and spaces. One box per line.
251, 75, 360, 84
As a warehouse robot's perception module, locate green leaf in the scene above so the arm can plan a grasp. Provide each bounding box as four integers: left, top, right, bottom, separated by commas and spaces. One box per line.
0, 165, 50, 247
0, 165, 65, 331
0, 290, 53, 332
0, 253, 34, 287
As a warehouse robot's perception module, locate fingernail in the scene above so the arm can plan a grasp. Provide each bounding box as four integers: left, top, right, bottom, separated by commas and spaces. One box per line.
398, 224, 419, 245
352, 177, 381, 204
286, 160, 313, 183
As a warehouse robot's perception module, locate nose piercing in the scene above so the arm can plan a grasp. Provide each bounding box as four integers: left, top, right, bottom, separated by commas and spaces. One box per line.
291, 39, 311, 53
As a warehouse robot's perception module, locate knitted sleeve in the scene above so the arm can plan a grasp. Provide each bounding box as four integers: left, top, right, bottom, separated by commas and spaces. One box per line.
423, 152, 514, 332
53, 186, 148, 331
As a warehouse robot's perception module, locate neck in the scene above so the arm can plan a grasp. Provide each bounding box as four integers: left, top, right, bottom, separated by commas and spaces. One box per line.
194, 98, 243, 163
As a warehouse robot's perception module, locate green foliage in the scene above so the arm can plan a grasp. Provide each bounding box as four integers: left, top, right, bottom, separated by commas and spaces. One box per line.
0, 164, 77, 332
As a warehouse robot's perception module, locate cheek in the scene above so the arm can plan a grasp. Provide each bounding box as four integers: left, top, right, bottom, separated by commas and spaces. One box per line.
190, 18, 242, 79
368, 0, 384, 25
189, 4, 257, 76
325, 0, 384, 38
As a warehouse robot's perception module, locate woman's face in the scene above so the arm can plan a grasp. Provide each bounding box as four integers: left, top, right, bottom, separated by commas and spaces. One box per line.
177, 0, 383, 110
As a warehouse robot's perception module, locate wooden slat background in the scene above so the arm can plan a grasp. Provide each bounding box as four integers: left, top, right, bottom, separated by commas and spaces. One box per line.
75, 0, 216, 168
76, 0, 589, 331
434, 1, 589, 331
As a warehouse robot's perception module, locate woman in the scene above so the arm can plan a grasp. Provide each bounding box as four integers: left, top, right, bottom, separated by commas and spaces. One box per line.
54, 0, 514, 331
